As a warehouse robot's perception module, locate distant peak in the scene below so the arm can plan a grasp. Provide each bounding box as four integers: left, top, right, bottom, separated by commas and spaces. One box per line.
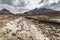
0, 9, 10, 13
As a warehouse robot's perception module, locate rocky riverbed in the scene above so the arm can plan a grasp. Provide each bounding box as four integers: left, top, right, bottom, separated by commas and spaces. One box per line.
0, 14, 60, 40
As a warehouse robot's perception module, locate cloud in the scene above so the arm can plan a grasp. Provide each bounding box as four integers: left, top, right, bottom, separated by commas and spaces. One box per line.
0, 0, 60, 14
44, 0, 60, 11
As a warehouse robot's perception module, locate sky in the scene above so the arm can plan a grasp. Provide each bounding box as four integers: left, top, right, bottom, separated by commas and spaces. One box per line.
0, 0, 60, 14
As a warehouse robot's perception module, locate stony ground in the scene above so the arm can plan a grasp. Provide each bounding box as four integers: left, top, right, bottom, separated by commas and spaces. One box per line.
0, 14, 20, 27
33, 20, 60, 40
0, 14, 60, 40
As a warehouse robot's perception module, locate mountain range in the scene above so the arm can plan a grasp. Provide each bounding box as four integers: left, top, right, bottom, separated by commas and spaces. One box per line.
24, 8, 60, 15
0, 8, 60, 15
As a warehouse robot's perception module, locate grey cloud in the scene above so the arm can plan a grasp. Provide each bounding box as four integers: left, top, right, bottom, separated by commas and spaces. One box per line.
0, 0, 60, 14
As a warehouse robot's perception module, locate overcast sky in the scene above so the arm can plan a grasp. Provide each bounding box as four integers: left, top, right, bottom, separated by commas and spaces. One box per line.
0, 0, 60, 14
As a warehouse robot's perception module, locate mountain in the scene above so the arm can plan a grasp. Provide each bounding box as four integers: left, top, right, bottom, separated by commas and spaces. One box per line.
0, 9, 11, 14
0, 8, 60, 15
24, 8, 60, 15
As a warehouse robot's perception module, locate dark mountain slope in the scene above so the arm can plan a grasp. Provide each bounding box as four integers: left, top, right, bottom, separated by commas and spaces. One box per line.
24, 8, 60, 15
